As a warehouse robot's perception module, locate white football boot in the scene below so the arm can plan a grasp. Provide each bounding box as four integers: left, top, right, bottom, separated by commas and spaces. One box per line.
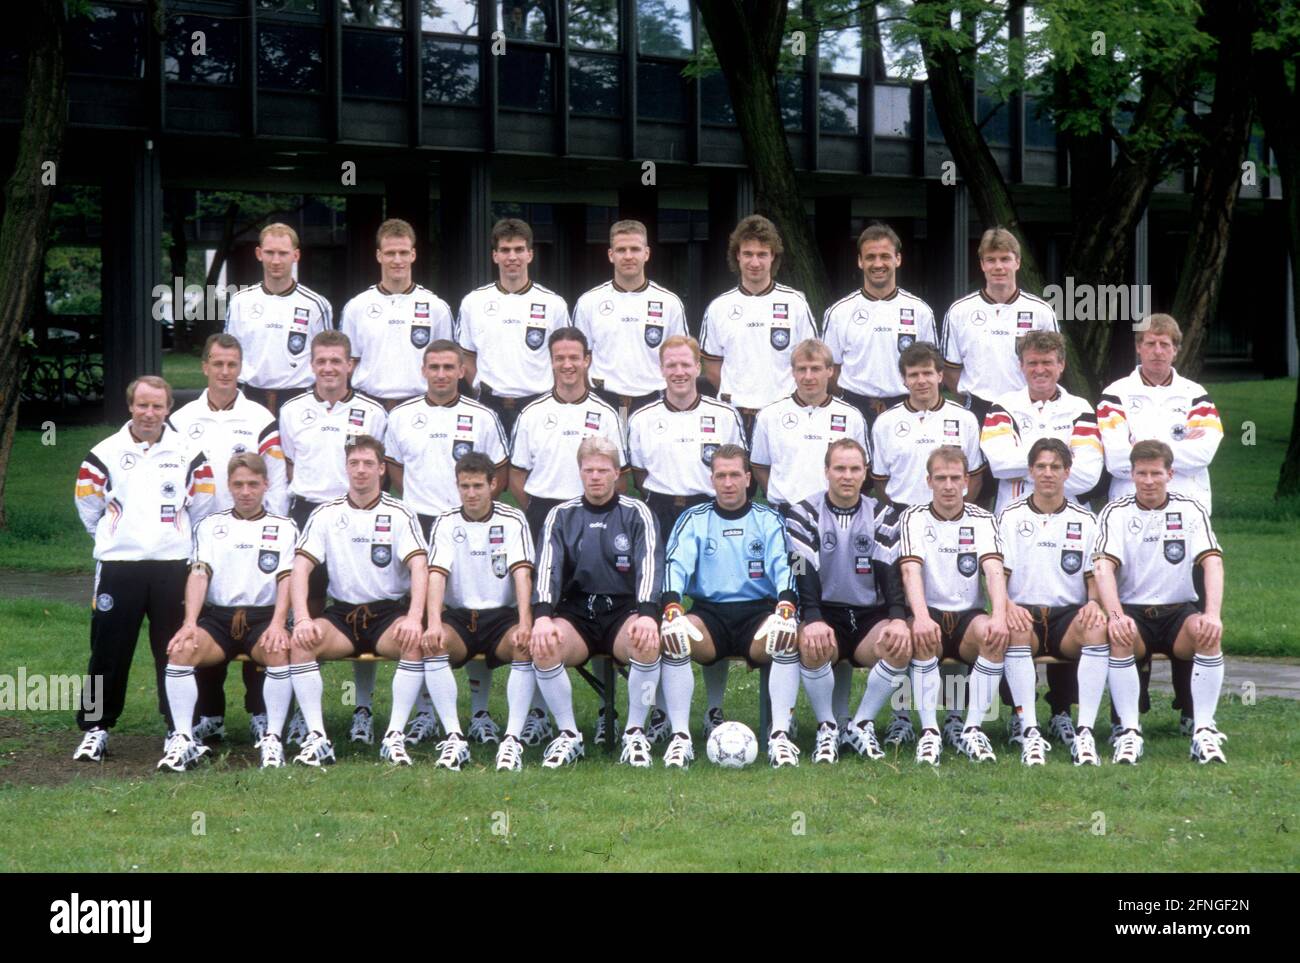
1020, 727, 1051, 767
1190, 726, 1228, 764
73, 728, 108, 762
841, 719, 886, 760
662, 733, 694, 769
883, 712, 916, 746
541, 730, 585, 768
380, 729, 413, 766
467, 710, 500, 745
518, 708, 553, 746
812, 722, 839, 764
293, 731, 337, 767
767, 731, 800, 768
1071, 727, 1101, 766
957, 727, 997, 763
192, 715, 225, 742
405, 710, 442, 745
618, 729, 653, 768
348, 706, 374, 745
1111, 728, 1144, 765
434, 733, 472, 771
495, 734, 524, 771
257, 734, 285, 769
915, 727, 943, 766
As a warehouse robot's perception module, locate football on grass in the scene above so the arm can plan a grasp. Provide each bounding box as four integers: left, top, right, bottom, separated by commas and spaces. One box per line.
707, 721, 758, 768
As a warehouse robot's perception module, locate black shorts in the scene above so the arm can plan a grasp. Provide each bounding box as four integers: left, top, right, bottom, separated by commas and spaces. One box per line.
197, 604, 277, 660
443, 606, 517, 667
839, 388, 907, 432
323, 598, 409, 655
240, 384, 308, 417
554, 595, 638, 658
821, 604, 892, 665
592, 382, 659, 417
1124, 602, 1197, 658
688, 598, 776, 667
1023, 604, 1084, 658
479, 383, 540, 439
643, 490, 711, 542
289, 496, 329, 602
927, 607, 983, 661
524, 495, 565, 547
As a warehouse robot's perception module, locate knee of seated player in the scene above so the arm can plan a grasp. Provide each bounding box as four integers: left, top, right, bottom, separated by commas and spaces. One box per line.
506, 630, 531, 664
797, 631, 833, 668
251, 642, 288, 667
1008, 626, 1038, 652
1174, 615, 1218, 657
872, 633, 910, 669
686, 617, 717, 663
960, 616, 989, 661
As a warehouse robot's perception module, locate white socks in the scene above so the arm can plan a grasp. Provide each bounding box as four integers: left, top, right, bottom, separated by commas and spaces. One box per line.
966, 656, 1002, 729
800, 660, 835, 724
263, 666, 292, 738
466, 659, 493, 715
1076, 645, 1110, 730
534, 663, 577, 733
768, 654, 801, 736
1108, 654, 1141, 730
854, 661, 906, 725
388, 660, 424, 735
1191, 654, 1224, 730
423, 655, 462, 735
911, 657, 940, 730
164, 665, 197, 738
505, 662, 536, 738
660, 656, 695, 735
625, 658, 661, 732
290, 661, 325, 734
352, 660, 376, 711
1003, 646, 1038, 731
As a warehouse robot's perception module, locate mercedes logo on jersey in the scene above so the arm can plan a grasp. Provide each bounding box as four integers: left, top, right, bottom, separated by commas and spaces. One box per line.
119, 453, 138, 470
250, 304, 264, 319
187, 423, 204, 439
1017, 521, 1034, 538
781, 413, 800, 430
728, 305, 743, 320
453, 526, 467, 543
1128, 516, 1144, 534
543, 414, 558, 430
412, 414, 427, 429
366, 303, 383, 319
599, 300, 614, 315
895, 422, 911, 437
301, 410, 317, 425
485, 300, 499, 315
213, 524, 229, 539
821, 532, 837, 551
971, 310, 987, 327
852, 308, 869, 326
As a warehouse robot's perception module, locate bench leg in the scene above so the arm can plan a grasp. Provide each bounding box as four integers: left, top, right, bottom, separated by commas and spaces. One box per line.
758, 663, 771, 754
603, 657, 617, 757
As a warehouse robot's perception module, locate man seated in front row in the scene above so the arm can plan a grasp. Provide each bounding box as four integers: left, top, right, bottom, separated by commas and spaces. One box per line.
288, 436, 432, 767
158, 453, 296, 771
897, 447, 1010, 765
1092, 440, 1227, 765
529, 437, 664, 769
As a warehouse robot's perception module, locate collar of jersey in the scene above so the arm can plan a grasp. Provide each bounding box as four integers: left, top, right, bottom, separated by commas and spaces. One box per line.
582, 494, 619, 514
377, 281, 417, 297
260, 281, 297, 298
979, 287, 1021, 305
347, 492, 383, 511
861, 286, 899, 302
1135, 493, 1171, 511
1137, 366, 1175, 387
792, 391, 832, 409
423, 392, 461, 408
460, 504, 495, 523
204, 389, 239, 412
903, 397, 945, 413
551, 388, 591, 405
828, 494, 863, 517
927, 502, 966, 522
611, 278, 650, 294
712, 498, 752, 520
495, 280, 533, 296
664, 392, 700, 413
1027, 387, 1062, 405
1027, 495, 1067, 515
737, 281, 775, 298
312, 388, 354, 407
232, 507, 268, 521
126, 422, 170, 448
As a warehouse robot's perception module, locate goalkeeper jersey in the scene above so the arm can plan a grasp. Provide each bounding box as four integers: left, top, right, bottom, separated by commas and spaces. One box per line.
662, 499, 797, 607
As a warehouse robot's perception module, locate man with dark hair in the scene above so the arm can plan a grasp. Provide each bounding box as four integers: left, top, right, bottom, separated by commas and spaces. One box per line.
823, 222, 937, 430
73, 377, 216, 762
699, 215, 817, 436
457, 218, 570, 437
340, 218, 454, 408
171, 332, 289, 745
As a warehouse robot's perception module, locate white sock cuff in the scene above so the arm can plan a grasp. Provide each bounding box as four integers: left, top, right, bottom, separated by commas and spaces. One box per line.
535, 663, 566, 681
290, 661, 320, 673
266, 665, 291, 679
911, 657, 939, 671
974, 656, 1003, 674
801, 661, 833, 679
1005, 646, 1033, 659
510, 660, 534, 671
629, 657, 661, 670
421, 655, 451, 669
662, 655, 692, 667
1193, 653, 1224, 666
165, 665, 195, 677
1081, 644, 1109, 657
1108, 655, 1136, 668
398, 660, 424, 673
772, 652, 800, 665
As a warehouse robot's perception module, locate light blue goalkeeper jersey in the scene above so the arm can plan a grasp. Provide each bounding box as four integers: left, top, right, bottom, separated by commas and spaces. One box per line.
661, 499, 797, 607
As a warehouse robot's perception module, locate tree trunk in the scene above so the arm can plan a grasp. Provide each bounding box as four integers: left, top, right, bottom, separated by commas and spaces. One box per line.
1254, 42, 1300, 497
1171, 0, 1257, 377
696, 0, 830, 314
0, 0, 68, 530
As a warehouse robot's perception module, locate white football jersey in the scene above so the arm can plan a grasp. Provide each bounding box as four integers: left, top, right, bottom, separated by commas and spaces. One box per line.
751, 393, 868, 507
340, 283, 454, 401
627, 395, 746, 497
573, 280, 687, 396
898, 503, 1002, 612
456, 281, 571, 397
428, 503, 534, 610
385, 394, 509, 516
278, 390, 388, 504
509, 391, 627, 500
296, 493, 426, 604
192, 508, 297, 607
980, 386, 1103, 515
1094, 493, 1220, 607
997, 497, 1097, 607
223, 281, 333, 390
823, 286, 938, 397
870, 399, 985, 507
698, 282, 817, 410
170, 390, 289, 517
1097, 367, 1223, 513
942, 289, 1058, 401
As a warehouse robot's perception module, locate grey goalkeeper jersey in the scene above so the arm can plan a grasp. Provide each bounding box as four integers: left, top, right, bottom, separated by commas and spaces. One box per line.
782, 492, 906, 622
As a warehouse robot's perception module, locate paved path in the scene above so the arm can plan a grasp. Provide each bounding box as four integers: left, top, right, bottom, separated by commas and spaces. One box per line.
3, 569, 1297, 700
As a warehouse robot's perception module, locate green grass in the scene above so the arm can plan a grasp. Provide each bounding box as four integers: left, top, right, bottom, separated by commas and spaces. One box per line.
161, 350, 206, 390
0, 599, 1295, 872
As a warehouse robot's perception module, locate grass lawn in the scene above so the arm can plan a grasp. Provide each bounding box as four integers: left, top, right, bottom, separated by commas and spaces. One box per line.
161, 350, 206, 390
0, 599, 1295, 872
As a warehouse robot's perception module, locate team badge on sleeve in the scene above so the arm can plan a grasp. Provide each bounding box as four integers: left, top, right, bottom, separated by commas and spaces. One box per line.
770, 326, 790, 350
957, 526, 977, 577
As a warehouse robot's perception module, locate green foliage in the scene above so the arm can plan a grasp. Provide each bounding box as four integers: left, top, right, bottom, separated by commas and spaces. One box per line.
43, 247, 101, 316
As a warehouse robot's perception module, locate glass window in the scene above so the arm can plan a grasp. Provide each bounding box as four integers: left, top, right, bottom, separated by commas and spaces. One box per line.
499, 48, 554, 110
977, 92, 1009, 145
258, 25, 325, 92
422, 0, 481, 35
700, 72, 734, 125
498, 0, 558, 43
876, 0, 926, 81
779, 74, 803, 131
637, 60, 687, 120
819, 27, 861, 76
873, 84, 911, 137
343, 30, 405, 98
925, 88, 943, 139
570, 53, 621, 115
343, 0, 403, 27
569, 0, 619, 50
819, 78, 858, 133
165, 16, 239, 85
423, 38, 480, 104
1023, 4, 1050, 76
1024, 95, 1055, 147
638, 0, 693, 58
258, 0, 320, 13
68, 4, 145, 79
